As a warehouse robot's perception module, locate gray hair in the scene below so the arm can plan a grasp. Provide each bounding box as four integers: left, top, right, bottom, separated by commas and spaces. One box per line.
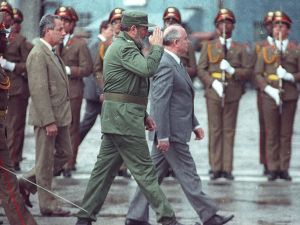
163, 24, 182, 46
39, 14, 61, 37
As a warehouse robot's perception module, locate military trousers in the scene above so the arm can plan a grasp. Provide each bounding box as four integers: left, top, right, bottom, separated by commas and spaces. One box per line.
21, 126, 72, 212
257, 92, 267, 166
77, 133, 175, 224
0, 126, 38, 225
6, 95, 29, 165
206, 98, 239, 172
262, 97, 297, 171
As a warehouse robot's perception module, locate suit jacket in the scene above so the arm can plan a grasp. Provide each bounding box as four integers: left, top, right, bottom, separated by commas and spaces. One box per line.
26, 40, 71, 127
58, 36, 93, 99
4, 33, 33, 97
198, 38, 251, 102
149, 51, 199, 144
255, 40, 300, 101
101, 31, 163, 137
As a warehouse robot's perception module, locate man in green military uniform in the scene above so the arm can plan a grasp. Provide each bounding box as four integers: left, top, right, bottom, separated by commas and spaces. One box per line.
75, 11, 184, 225
255, 11, 300, 181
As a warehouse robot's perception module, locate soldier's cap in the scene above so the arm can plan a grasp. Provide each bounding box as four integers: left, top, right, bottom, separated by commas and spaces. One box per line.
67, 6, 79, 22
0, 11, 8, 34
263, 11, 274, 25
273, 11, 292, 27
13, 8, 23, 23
109, 7, 124, 23
163, 6, 181, 23
0, 1, 13, 17
214, 8, 236, 25
55, 6, 73, 21
121, 11, 155, 27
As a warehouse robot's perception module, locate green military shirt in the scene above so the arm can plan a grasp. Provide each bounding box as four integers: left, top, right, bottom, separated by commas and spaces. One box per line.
101, 31, 164, 137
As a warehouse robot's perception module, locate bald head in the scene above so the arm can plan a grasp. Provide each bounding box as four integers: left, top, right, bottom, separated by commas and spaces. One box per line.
163, 24, 188, 56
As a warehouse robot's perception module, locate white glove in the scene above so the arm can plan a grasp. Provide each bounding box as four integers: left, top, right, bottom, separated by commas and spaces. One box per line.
65, 66, 71, 76
0, 57, 16, 72
220, 59, 235, 75
276, 65, 294, 82
264, 85, 280, 106
212, 79, 224, 97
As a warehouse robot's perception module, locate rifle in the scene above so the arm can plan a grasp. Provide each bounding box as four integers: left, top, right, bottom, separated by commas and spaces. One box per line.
277, 18, 284, 114
221, 15, 227, 108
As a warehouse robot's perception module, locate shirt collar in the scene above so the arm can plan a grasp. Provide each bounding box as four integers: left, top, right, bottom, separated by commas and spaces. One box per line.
63, 34, 73, 46
164, 49, 181, 65
40, 38, 53, 51
275, 38, 289, 52
267, 36, 274, 46
98, 34, 107, 42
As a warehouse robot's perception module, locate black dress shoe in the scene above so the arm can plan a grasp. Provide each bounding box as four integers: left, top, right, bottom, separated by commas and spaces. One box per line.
63, 169, 72, 178
0, 220, 3, 224
41, 208, 70, 217
14, 162, 21, 171
125, 218, 152, 225
222, 172, 234, 180
53, 168, 63, 177
263, 165, 269, 176
166, 169, 176, 178
268, 171, 278, 181
279, 170, 292, 181
118, 169, 131, 178
204, 214, 234, 225
19, 182, 33, 208
210, 171, 222, 180
75, 218, 92, 225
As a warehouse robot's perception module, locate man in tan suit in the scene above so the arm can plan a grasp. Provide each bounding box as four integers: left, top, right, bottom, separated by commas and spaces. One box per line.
0, 2, 33, 171
198, 8, 251, 180
255, 11, 300, 181
19, 14, 71, 216
0, 11, 38, 225
54, 6, 92, 176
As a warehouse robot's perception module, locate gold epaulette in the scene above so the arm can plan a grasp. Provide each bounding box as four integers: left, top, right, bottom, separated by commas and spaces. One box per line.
262, 46, 278, 64
207, 42, 223, 63
99, 43, 105, 60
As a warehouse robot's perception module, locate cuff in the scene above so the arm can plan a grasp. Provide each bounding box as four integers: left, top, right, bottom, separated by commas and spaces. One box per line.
5, 61, 16, 72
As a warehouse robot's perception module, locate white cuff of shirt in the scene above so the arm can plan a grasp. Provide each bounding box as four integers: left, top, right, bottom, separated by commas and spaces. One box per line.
65, 66, 71, 75
158, 137, 169, 141
193, 125, 201, 131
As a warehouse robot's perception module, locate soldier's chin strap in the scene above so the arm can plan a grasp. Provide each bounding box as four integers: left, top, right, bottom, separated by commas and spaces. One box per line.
0, 165, 88, 214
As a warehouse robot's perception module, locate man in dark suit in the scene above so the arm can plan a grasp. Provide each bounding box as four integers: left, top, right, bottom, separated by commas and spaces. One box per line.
126, 25, 233, 225
0, 11, 38, 225
18, 14, 71, 216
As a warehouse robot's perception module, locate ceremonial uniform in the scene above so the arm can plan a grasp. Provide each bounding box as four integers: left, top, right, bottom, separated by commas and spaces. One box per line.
198, 9, 251, 179
55, 7, 93, 171
0, 10, 38, 225
254, 11, 300, 180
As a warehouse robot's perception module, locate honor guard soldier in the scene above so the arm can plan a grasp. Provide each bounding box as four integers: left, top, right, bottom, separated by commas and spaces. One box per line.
0, 11, 38, 225
252, 11, 274, 176
0, 2, 33, 171
55, 6, 93, 176
109, 7, 124, 37
163, 6, 197, 79
255, 11, 300, 181
198, 8, 251, 180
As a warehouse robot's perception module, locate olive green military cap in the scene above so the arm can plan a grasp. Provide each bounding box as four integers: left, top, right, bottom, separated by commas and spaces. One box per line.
121, 11, 155, 27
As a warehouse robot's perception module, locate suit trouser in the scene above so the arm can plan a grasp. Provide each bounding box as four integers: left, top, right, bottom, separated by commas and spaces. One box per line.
262, 97, 297, 171
79, 100, 102, 143
127, 141, 218, 223
77, 134, 175, 224
68, 97, 83, 168
257, 92, 267, 166
0, 126, 38, 225
6, 95, 28, 165
206, 98, 239, 172
22, 126, 72, 212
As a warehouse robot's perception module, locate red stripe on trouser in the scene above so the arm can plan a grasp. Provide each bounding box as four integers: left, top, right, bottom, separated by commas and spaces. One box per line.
0, 159, 27, 225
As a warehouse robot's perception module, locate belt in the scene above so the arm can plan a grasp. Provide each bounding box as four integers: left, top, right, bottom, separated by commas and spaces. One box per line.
0, 110, 7, 117
104, 93, 148, 106
211, 72, 231, 80
267, 74, 279, 81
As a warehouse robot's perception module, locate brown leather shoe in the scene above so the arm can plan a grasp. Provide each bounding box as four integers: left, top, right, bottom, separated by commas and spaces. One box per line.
19, 181, 33, 208
41, 208, 70, 217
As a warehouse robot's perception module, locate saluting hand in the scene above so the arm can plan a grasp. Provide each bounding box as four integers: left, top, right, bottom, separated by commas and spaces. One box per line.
149, 27, 163, 47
